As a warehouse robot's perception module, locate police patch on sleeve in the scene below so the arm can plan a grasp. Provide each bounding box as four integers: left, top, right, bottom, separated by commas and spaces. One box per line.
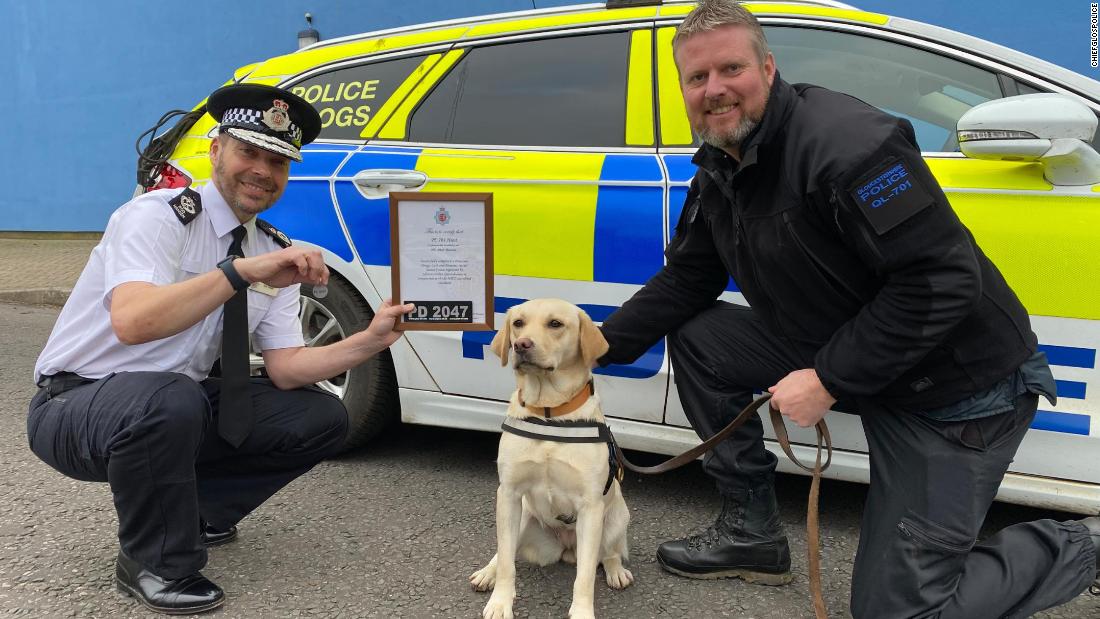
848, 158, 933, 235
256, 219, 292, 248
167, 188, 202, 225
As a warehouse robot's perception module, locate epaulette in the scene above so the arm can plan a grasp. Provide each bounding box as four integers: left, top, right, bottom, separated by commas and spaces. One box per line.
167, 187, 202, 224
256, 218, 292, 248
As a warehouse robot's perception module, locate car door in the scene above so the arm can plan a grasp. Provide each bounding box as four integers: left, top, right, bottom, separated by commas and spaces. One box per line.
331, 25, 671, 423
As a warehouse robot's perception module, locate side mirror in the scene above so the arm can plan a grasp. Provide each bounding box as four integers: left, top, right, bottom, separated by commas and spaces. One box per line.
957, 93, 1100, 186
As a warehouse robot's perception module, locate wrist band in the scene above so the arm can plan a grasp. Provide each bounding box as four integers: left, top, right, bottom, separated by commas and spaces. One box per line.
217, 256, 250, 292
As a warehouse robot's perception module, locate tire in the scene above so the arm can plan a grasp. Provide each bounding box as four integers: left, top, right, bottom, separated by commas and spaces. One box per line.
298, 275, 399, 452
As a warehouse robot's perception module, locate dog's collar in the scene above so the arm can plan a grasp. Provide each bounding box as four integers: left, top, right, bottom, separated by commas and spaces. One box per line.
519, 380, 595, 419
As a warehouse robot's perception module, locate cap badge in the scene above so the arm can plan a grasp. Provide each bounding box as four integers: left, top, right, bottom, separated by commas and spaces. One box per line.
179, 194, 197, 214
262, 99, 291, 132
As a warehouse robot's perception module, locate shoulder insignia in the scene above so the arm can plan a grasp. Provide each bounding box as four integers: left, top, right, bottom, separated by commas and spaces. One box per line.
256, 219, 292, 248
167, 188, 202, 225
847, 157, 933, 235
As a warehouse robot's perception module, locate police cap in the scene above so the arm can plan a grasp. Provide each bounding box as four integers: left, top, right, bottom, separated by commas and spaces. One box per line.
207, 83, 322, 162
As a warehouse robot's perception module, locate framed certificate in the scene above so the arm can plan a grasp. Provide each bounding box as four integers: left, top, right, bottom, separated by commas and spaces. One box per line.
389, 192, 494, 331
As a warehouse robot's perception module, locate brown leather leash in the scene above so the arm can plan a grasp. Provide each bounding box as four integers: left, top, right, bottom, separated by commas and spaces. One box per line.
614, 393, 833, 619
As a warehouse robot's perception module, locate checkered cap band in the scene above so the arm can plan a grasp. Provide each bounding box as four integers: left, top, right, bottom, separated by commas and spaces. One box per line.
218, 107, 303, 147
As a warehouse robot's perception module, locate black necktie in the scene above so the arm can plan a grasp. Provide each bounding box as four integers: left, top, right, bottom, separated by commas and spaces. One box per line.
219, 225, 252, 447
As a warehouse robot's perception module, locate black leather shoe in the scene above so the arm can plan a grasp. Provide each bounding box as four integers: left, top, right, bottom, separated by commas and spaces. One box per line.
657, 481, 792, 585
201, 521, 238, 547
115, 551, 224, 615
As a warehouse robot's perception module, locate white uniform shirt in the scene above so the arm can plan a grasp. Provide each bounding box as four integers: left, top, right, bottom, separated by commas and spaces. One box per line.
34, 182, 304, 383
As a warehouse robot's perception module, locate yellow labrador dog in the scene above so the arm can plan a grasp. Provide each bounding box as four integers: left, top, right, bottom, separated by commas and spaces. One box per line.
471, 298, 633, 619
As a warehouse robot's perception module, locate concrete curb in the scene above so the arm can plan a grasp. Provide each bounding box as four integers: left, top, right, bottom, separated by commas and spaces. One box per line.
0, 288, 71, 307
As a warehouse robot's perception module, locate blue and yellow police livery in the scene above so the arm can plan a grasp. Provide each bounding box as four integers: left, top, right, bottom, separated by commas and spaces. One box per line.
145, 1, 1100, 513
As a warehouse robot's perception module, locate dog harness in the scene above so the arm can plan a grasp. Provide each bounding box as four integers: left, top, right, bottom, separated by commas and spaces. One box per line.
500, 382, 624, 495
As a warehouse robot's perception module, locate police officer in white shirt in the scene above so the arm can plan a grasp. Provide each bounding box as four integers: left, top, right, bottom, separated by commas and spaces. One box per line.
28, 83, 413, 615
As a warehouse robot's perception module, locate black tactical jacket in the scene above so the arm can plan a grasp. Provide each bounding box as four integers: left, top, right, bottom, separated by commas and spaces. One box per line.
599, 75, 1036, 409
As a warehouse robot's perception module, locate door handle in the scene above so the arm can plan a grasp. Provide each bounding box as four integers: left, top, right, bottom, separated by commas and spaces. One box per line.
352, 169, 428, 198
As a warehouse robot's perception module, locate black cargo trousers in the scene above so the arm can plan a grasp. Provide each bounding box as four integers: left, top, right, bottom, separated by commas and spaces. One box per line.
27, 371, 348, 579
667, 301, 1095, 618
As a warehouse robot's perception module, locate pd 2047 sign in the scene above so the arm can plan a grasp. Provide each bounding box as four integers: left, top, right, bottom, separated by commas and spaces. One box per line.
389, 192, 494, 331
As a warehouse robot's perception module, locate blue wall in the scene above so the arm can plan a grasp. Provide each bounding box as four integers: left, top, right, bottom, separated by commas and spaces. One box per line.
0, 0, 1086, 232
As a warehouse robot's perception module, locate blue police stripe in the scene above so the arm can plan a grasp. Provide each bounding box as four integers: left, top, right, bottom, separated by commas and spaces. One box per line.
1055, 379, 1087, 400
461, 297, 662, 379
593, 186, 663, 284
663, 154, 697, 183
594, 156, 664, 285
1038, 344, 1096, 369
262, 180, 354, 262
291, 151, 351, 177
1032, 410, 1091, 435
334, 148, 423, 266
301, 143, 358, 151
600, 154, 663, 182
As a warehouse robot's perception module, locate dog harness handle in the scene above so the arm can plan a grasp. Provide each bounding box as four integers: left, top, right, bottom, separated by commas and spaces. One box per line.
614, 393, 832, 619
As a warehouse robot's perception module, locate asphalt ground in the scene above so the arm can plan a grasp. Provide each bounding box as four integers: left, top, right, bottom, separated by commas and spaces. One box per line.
3, 301, 1100, 618
1, 238, 1098, 617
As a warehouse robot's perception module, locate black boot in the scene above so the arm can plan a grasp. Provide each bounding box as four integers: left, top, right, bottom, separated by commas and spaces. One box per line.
656, 480, 791, 584
1084, 516, 1100, 595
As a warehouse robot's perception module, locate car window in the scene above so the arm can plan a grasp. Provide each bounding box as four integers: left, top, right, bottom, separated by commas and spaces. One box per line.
765, 27, 1003, 152
408, 31, 631, 147
286, 55, 427, 141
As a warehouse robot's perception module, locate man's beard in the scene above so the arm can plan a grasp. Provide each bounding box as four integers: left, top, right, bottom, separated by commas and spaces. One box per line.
214, 161, 277, 216
695, 90, 769, 152
697, 116, 760, 151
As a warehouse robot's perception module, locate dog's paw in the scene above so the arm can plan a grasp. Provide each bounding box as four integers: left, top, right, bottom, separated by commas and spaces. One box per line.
469, 565, 496, 592
482, 596, 514, 619
605, 565, 634, 590
567, 603, 596, 619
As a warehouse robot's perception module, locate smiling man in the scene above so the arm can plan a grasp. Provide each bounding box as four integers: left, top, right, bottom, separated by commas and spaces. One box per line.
597, 1, 1099, 617
27, 83, 412, 615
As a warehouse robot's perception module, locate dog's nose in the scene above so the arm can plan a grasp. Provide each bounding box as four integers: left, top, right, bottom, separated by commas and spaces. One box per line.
513, 338, 534, 353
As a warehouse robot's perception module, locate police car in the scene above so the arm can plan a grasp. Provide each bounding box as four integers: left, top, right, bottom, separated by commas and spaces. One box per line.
140, 0, 1100, 514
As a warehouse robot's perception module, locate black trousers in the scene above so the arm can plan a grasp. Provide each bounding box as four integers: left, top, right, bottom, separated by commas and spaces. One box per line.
668, 302, 1096, 618
27, 371, 348, 579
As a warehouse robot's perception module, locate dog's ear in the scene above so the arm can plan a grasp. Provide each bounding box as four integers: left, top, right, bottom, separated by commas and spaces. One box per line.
578, 309, 609, 367
490, 308, 512, 366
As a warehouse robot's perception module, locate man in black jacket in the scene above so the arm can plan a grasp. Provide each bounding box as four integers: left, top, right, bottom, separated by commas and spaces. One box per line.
597, 1, 1099, 616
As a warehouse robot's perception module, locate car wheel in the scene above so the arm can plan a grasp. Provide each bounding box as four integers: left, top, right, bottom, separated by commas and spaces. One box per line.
298, 276, 399, 452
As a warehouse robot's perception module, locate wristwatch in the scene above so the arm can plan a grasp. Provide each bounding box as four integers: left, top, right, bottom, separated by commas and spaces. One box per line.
217, 256, 250, 292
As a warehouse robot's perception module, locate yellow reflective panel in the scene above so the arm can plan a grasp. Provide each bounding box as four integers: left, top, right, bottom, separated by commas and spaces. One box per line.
658, 3, 888, 24
950, 192, 1100, 320
374, 50, 464, 140
174, 156, 213, 185
246, 27, 469, 80
233, 63, 259, 82
626, 29, 655, 146
465, 7, 657, 38
174, 135, 214, 159
656, 27, 692, 145
240, 76, 282, 86
927, 159, 1053, 191
414, 149, 604, 281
